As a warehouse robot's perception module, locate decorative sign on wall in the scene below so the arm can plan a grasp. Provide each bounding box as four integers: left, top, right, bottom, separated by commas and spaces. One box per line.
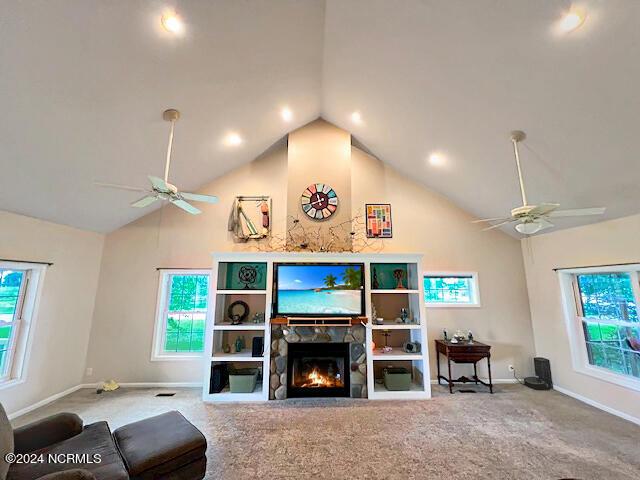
365, 204, 392, 238
300, 183, 338, 221
228, 196, 271, 242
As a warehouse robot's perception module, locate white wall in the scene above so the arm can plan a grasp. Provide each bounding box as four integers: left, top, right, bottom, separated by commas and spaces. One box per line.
0, 211, 104, 416
351, 148, 536, 381
83, 143, 288, 384
522, 214, 640, 422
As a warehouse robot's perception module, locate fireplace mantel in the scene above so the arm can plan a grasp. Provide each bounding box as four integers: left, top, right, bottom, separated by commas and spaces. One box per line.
203, 252, 431, 402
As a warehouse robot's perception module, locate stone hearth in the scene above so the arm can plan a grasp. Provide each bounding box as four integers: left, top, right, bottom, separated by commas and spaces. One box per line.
269, 324, 367, 400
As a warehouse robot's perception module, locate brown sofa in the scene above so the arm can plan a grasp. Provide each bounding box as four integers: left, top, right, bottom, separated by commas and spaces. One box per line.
1, 403, 206, 480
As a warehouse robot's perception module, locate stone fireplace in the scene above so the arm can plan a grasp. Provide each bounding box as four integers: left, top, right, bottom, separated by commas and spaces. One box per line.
269, 324, 367, 400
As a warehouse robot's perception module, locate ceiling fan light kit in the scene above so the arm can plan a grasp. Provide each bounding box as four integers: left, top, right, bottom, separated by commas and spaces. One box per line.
95, 109, 219, 215
474, 130, 606, 235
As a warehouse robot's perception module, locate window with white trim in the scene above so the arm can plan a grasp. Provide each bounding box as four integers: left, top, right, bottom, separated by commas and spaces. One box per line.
571, 270, 639, 381
423, 272, 480, 307
0, 262, 45, 387
152, 270, 209, 360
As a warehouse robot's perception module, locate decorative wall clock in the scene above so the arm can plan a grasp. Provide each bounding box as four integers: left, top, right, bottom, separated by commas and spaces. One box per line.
301, 183, 338, 220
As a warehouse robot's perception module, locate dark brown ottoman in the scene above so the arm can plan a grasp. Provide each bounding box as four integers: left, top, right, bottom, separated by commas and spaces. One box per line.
113, 411, 206, 480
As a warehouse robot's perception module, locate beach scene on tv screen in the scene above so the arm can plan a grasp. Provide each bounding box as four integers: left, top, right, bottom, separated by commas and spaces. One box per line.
277, 264, 362, 315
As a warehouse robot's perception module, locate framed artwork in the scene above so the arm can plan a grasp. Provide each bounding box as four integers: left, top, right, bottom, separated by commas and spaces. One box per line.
366, 204, 392, 238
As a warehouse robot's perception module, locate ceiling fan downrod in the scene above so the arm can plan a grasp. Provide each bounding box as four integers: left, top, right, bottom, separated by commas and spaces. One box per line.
162, 109, 180, 184
510, 130, 528, 207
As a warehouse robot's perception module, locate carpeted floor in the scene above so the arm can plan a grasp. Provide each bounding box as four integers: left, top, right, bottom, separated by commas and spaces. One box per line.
13, 385, 640, 480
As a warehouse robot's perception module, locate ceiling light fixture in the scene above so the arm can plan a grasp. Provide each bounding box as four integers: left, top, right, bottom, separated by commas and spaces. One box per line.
161, 11, 184, 34
559, 6, 586, 33
281, 107, 293, 122
515, 221, 543, 235
224, 133, 243, 146
351, 111, 362, 125
428, 153, 446, 167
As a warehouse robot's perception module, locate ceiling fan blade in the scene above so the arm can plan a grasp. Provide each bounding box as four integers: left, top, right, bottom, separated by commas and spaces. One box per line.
482, 220, 514, 231
180, 192, 219, 204
148, 175, 170, 192
528, 203, 560, 217
170, 199, 202, 215
549, 207, 606, 218
131, 195, 158, 208
94, 182, 147, 193
472, 217, 512, 224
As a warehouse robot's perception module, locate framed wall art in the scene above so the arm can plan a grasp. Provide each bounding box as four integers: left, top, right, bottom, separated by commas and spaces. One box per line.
365, 203, 392, 238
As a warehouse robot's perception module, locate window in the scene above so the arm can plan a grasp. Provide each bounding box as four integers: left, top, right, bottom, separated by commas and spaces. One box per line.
0, 262, 45, 388
423, 272, 480, 307
559, 266, 640, 391
576, 272, 639, 379
152, 270, 210, 360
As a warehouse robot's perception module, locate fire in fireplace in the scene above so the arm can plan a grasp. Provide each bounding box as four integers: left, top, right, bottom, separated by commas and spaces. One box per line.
287, 343, 350, 398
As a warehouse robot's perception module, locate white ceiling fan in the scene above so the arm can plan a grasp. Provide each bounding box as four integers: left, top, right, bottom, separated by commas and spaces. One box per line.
474, 130, 605, 235
95, 109, 218, 215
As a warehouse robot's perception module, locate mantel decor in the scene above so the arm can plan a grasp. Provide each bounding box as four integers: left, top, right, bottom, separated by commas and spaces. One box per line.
248, 214, 385, 253
301, 183, 338, 221
228, 196, 272, 242
366, 204, 392, 238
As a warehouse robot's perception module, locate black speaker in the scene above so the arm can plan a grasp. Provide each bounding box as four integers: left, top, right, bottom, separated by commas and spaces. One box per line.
210, 364, 228, 393
534, 357, 552, 388
252, 336, 264, 357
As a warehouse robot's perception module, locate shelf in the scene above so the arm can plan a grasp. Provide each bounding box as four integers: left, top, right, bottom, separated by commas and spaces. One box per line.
216, 290, 267, 295
204, 383, 264, 402
211, 350, 263, 361
371, 349, 423, 360
371, 381, 429, 400
213, 324, 266, 330
370, 323, 421, 330
371, 289, 419, 294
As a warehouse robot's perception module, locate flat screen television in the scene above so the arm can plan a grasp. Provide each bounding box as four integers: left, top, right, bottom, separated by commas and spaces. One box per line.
273, 263, 365, 317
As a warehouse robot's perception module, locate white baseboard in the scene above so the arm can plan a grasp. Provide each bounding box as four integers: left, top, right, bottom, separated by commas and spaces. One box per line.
9, 382, 202, 420
430, 378, 518, 385
80, 382, 201, 388
116, 382, 202, 388
553, 385, 640, 426
8, 384, 85, 420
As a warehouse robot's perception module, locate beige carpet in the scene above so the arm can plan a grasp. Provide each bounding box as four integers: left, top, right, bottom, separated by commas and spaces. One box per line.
13, 385, 640, 480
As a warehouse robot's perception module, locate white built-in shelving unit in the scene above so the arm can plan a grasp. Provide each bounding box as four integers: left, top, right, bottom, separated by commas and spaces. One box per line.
203, 252, 431, 402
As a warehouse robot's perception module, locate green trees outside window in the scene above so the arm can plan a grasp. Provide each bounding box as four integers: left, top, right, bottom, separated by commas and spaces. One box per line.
164, 274, 209, 353
577, 272, 640, 379
424, 276, 473, 304
0, 269, 25, 376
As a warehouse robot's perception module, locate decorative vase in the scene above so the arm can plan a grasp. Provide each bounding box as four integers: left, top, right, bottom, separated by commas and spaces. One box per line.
372, 267, 380, 289
393, 269, 406, 289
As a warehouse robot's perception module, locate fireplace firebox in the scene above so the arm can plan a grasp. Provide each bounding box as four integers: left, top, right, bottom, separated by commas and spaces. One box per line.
287, 343, 350, 398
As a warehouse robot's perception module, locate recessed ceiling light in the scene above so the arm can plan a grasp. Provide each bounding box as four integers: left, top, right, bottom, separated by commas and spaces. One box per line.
428, 152, 446, 167
281, 107, 293, 122
224, 133, 243, 146
161, 12, 184, 34
559, 6, 586, 33
351, 111, 362, 125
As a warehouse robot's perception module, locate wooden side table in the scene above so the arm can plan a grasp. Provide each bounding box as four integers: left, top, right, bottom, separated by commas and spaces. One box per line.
435, 339, 493, 394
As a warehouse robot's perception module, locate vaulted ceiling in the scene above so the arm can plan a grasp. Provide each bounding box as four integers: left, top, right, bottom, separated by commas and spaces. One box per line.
1, 0, 638, 234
